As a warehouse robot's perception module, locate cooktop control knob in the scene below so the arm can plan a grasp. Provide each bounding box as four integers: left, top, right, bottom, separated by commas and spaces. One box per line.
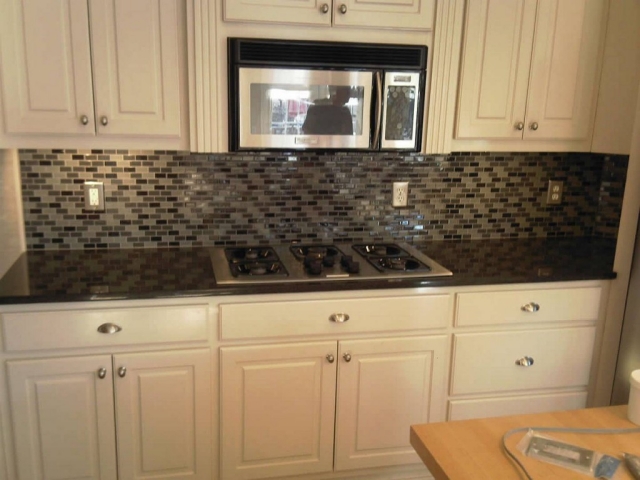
346, 261, 360, 274
322, 256, 335, 267
307, 261, 323, 275
341, 255, 353, 267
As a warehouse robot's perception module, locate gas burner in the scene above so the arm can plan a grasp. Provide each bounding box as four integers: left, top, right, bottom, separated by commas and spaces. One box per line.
290, 245, 342, 261
291, 245, 346, 275
230, 261, 287, 277
376, 257, 431, 272
352, 244, 408, 257
225, 247, 279, 263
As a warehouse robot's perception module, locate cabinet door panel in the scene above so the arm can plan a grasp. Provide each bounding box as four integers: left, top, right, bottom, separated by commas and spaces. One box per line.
223, 0, 331, 26
7, 356, 117, 480
448, 391, 588, 421
89, 0, 182, 136
335, 336, 447, 471
525, 0, 606, 139
333, 0, 435, 30
0, 0, 95, 135
221, 342, 337, 480
455, 0, 536, 139
114, 349, 211, 480
451, 327, 596, 395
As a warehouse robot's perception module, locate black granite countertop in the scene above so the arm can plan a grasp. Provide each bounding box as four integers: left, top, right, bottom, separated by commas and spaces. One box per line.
0, 237, 617, 305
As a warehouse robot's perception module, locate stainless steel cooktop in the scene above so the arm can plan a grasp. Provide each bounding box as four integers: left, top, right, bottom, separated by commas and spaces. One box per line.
210, 242, 452, 285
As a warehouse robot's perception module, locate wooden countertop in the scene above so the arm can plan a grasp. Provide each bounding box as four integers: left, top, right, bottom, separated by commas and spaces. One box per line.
410, 406, 640, 479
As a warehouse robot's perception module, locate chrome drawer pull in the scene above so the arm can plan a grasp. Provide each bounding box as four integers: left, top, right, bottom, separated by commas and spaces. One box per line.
118, 366, 127, 377
329, 313, 350, 323
515, 356, 534, 367
343, 353, 352, 362
521, 302, 540, 313
326, 354, 335, 363
97, 323, 122, 334
97, 368, 107, 379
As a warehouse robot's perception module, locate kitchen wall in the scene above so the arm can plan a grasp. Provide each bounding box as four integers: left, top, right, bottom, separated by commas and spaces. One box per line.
18, 149, 627, 250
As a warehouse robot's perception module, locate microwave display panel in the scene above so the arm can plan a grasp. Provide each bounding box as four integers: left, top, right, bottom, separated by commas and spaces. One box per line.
384, 86, 416, 141
380, 71, 422, 150
249, 83, 366, 136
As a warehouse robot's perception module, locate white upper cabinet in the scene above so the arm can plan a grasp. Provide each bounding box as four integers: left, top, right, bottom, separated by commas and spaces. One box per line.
455, 0, 606, 142
0, 0, 95, 136
223, 0, 435, 30
89, 0, 182, 137
0, 0, 187, 148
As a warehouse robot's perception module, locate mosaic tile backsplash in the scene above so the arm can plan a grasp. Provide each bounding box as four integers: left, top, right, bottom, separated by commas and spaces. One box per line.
18, 150, 628, 250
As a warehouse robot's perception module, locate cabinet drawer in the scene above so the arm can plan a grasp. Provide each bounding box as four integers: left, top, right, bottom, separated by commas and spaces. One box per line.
2, 304, 209, 352
451, 327, 596, 395
220, 295, 450, 340
448, 391, 588, 421
455, 286, 601, 327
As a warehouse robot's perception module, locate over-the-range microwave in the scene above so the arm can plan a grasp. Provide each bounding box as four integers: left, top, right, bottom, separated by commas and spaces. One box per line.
228, 38, 428, 152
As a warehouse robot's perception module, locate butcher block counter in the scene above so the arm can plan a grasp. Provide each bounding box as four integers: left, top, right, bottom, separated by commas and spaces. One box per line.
410, 405, 640, 479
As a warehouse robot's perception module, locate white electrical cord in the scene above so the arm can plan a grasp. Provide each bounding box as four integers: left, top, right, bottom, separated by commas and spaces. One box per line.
501, 425, 640, 479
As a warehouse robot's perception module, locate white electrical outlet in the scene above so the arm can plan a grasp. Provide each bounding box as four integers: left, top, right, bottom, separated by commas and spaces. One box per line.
392, 182, 409, 207
546, 180, 563, 205
84, 181, 105, 212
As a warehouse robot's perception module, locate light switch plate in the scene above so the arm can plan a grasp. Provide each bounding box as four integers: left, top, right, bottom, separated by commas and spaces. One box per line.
84, 181, 105, 212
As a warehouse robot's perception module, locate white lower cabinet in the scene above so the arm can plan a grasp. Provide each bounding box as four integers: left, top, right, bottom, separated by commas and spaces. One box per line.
447, 284, 604, 422
7, 348, 211, 480
221, 336, 447, 480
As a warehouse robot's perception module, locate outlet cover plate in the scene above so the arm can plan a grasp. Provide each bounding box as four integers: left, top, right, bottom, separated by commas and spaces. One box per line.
546, 180, 563, 205
84, 181, 105, 212
393, 182, 409, 207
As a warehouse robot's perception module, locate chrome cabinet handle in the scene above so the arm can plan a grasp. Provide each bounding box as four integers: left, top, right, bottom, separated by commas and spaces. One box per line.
529, 122, 539, 131
343, 353, 352, 362
97, 368, 107, 379
97, 323, 122, 334
118, 366, 127, 377
339, 4, 347, 13
320, 3, 329, 13
515, 356, 534, 367
329, 313, 350, 323
80, 115, 89, 125
515, 122, 524, 131
326, 354, 335, 363
100, 116, 108, 126
521, 302, 540, 313
372, 71, 383, 148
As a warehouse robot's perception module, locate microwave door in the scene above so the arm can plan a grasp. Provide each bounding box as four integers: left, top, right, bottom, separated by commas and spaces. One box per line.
237, 68, 374, 150
380, 72, 422, 150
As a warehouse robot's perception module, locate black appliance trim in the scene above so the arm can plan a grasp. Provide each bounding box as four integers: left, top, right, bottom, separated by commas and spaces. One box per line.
229, 38, 427, 70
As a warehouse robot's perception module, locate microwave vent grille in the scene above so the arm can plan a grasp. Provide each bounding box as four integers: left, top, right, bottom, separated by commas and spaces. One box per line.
233, 39, 426, 70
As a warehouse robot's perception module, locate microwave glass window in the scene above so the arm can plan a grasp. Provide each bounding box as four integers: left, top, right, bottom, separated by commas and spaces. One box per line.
384, 86, 416, 141
249, 83, 365, 136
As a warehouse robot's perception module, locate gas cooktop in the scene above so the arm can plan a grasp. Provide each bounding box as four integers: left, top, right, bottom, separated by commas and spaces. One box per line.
210, 242, 452, 285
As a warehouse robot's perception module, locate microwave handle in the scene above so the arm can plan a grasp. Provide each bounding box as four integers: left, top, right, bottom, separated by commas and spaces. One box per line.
372, 71, 383, 148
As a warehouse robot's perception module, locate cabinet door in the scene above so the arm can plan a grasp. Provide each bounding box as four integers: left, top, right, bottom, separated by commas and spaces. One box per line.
89, 0, 183, 137
113, 349, 212, 480
333, 0, 435, 30
0, 0, 95, 135
220, 342, 338, 480
223, 0, 332, 26
525, 0, 606, 139
334, 336, 448, 471
7, 356, 117, 480
451, 327, 596, 395
455, 0, 537, 139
